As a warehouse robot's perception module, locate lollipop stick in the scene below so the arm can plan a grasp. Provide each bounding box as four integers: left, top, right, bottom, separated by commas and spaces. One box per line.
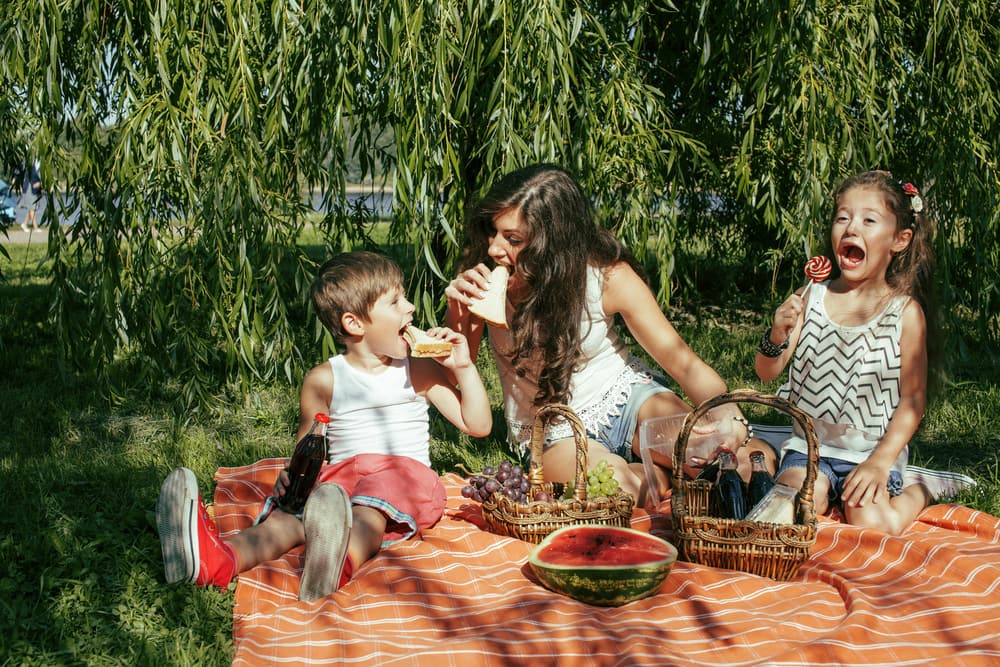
801, 279, 814, 305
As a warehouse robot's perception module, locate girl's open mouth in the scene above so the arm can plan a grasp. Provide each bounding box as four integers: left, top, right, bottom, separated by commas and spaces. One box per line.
838, 244, 865, 269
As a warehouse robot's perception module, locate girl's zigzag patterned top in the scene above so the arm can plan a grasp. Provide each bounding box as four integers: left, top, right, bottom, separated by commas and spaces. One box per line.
778, 281, 910, 465
792, 327, 902, 430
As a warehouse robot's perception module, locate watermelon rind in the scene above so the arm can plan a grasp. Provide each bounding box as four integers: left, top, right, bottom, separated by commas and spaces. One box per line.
527, 525, 678, 606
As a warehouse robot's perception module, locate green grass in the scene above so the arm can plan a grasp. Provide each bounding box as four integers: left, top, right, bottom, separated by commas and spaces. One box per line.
2, 238, 998, 664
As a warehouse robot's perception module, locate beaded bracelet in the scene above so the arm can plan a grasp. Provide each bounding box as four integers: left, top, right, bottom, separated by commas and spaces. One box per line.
758, 327, 788, 358
733, 415, 754, 448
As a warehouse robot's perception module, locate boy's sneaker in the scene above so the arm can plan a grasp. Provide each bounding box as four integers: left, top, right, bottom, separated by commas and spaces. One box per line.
299, 483, 352, 602
904, 465, 977, 502
156, 467, 237, 587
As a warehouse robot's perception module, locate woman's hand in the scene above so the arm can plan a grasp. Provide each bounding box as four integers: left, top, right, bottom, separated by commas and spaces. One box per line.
445, 264, 493, 306
684, 414, 745, 471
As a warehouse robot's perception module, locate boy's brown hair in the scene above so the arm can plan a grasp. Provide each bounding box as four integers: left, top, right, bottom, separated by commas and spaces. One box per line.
310, 251, 403, 342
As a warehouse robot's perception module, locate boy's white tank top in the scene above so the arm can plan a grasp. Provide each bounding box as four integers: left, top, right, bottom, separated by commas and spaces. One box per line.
325, 354, 431, 466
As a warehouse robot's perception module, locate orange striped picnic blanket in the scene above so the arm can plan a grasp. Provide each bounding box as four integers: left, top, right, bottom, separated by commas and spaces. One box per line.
214, 459, 1000, 666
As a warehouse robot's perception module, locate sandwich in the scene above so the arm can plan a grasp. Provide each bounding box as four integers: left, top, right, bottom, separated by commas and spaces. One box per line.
404, 325, 454, 358
467, 265, 509, 328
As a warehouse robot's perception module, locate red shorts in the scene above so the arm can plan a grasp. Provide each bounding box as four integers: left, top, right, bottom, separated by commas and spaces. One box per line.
316, 454, 446, 545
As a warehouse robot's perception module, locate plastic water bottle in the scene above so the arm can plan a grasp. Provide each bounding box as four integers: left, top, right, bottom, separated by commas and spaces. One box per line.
277, 413, 330, 513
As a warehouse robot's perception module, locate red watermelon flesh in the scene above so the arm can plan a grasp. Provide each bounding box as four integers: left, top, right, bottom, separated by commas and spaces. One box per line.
536, 526, 674, 566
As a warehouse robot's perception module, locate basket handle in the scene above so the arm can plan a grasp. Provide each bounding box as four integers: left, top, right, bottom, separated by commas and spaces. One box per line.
670, 389, 818, 524
529, 403, 590, 502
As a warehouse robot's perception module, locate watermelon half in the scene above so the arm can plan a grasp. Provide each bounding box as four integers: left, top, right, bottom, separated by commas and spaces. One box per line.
528, 525, 678, 606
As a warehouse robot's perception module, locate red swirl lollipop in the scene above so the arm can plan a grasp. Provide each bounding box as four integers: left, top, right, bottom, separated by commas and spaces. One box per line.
801, 255, 831, 304
804, 255, 831, 283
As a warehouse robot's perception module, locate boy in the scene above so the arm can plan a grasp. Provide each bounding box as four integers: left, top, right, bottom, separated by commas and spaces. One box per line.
157, 251, 492, 601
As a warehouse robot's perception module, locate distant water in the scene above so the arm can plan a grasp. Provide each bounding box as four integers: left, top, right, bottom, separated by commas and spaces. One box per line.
308, 190, 394, 217
15, 189, 395, 227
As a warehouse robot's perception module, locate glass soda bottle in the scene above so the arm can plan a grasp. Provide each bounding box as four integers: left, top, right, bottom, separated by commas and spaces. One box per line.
746, 450, 776, 509
277, 413, 330, 514
709, 449, 748, 520
696, 459, 719, 483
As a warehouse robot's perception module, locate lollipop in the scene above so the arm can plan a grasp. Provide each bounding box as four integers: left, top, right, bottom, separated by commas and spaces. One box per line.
802, 255, 831, 302
804, 255, 832, 283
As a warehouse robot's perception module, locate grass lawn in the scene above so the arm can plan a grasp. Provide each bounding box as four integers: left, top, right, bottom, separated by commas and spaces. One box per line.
2, 237, 998, 665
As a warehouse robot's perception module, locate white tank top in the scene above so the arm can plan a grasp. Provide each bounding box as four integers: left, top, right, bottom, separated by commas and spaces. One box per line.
325, 354, 431, 466
490, 264, 652, 448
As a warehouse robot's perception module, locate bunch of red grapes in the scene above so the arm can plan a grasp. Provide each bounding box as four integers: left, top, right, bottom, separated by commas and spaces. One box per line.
462, 460, 552, 504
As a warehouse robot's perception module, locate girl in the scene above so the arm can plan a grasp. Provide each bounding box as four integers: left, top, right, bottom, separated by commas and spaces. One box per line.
446, 164, 769, 498
755, 170, 935, 535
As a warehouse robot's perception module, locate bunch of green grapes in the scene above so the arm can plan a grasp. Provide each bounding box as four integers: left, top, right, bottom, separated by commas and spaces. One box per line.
587, 460, 620, 497
560, 460, 620, 500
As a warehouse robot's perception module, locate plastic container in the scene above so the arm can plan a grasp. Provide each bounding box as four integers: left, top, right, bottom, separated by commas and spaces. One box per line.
639, 409, 742, 512
744, 483, 798, 524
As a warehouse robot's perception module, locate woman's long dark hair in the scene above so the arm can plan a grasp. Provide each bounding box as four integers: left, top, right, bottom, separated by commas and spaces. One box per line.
460, 164, 645, 406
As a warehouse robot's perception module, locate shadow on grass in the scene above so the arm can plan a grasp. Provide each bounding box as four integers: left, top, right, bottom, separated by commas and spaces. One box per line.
0, 281, 265, 663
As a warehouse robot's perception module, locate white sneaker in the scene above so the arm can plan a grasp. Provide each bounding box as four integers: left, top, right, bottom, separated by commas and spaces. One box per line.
904, 465, 976, 501
298, 483, 352, 602
20, 223, 30, 233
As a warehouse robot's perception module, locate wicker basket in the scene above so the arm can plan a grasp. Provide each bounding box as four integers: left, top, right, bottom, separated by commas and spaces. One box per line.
670, 389, 818, 580
481, 403, 635, 544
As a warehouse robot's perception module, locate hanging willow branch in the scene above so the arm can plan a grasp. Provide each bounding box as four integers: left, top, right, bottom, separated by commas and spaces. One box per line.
1, 0, 997, 408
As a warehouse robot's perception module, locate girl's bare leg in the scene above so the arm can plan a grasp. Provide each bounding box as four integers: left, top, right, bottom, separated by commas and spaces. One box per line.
777, 466, 832, 516
846, 484, 931, 536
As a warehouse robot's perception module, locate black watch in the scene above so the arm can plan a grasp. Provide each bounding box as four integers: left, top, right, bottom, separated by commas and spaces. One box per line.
758, 327, 788, 358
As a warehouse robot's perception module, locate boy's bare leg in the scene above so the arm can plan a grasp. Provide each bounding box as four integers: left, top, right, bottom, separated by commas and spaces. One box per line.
229, 509, 306, 572
299, 500, 387, 602
347, 505, 388, 568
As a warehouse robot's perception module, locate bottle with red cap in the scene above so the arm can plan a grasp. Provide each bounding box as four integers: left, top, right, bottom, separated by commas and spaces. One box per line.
709, 449, 748, 520
277, 413, 330, 513
746, 450, 776, 509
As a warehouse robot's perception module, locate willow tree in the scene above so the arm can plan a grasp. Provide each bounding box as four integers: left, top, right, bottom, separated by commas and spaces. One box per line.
2, 0, 997, 407
1, 0, 699, 407
640, 1, 999, 341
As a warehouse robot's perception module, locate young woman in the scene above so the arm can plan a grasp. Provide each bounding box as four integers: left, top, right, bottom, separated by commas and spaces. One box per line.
446, 164, 768, 498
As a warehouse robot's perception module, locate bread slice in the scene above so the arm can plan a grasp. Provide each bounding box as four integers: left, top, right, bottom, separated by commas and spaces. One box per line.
467, 265, 509, 328
404, 325, 453, 358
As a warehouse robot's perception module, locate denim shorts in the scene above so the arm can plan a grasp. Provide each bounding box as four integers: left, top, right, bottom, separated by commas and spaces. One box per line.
777, 450, 904, 503
591, 377, 671, 462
